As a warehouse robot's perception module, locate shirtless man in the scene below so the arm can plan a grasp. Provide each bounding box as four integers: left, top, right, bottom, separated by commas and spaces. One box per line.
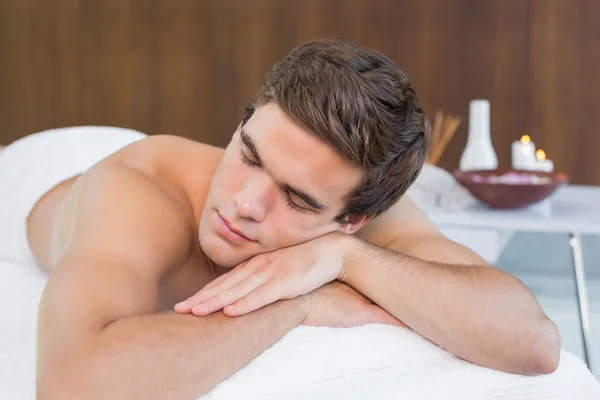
2, 38, 559, 399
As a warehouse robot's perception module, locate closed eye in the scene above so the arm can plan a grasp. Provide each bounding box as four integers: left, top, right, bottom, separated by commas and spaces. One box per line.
285, 191, 309, 212
240, 149, 260, 168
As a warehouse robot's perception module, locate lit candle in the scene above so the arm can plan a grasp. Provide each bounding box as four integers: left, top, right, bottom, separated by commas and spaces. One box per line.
511, 135, 537, 170
534, 149, 554, 172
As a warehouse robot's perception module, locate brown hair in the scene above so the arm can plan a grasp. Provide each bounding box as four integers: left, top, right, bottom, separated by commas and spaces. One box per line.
242, 37, 430, 220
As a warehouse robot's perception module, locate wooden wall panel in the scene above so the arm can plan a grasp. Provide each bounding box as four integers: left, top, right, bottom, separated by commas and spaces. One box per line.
530, 0, 600, 185
0, 0, 599, 184
357, 0, 532, 178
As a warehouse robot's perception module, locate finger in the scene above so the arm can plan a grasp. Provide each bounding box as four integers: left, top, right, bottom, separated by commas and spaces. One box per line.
191, 271, 271, 316
174, 301, 193, 314
175, 261, 257, 312
223, 282, 283, 316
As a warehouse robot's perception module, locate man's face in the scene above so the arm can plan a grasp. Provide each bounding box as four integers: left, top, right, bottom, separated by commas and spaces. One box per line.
199, 102, 363, 268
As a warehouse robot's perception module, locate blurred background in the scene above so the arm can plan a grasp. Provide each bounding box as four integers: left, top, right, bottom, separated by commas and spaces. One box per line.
1, 0, 599, 185
1, 0, 599, 376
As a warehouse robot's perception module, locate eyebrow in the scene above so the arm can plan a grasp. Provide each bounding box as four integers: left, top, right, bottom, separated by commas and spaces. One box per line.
240, 128, 263, 165
240, 128, 327, 211
283, 184, 326, 211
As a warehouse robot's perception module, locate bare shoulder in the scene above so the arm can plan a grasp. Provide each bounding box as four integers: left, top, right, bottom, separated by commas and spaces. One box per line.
355, 195, 442, 247
356, 195, 488, 265
114, 134, 224, 199
52, 134, 222, 270
115, 134, 224, 169
51, 160, 194, 278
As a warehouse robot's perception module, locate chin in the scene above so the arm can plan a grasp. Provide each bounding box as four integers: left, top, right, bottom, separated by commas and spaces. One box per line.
197, 225, 251, 268
198, 232, 236, 268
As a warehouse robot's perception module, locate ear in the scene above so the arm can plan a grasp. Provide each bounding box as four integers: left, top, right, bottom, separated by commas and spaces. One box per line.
337, 214, 372, 235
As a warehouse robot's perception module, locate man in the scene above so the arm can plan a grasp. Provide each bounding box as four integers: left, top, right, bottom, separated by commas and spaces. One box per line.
1, 38, 558, 399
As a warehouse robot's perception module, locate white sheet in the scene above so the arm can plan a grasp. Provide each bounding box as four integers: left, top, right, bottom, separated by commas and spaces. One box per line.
2, 260, 599, 400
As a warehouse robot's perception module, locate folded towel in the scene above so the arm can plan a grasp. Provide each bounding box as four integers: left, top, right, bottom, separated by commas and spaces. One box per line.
407, 163, 479, 212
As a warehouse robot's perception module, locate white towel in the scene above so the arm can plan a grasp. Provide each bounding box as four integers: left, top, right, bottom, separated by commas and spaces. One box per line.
2, 260, 599, 400
203, 324, 600, 400
406, 163, 479, 212
0, 262, 48, 400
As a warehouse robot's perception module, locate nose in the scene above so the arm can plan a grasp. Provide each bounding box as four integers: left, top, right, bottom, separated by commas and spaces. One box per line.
233, 174, 274, 222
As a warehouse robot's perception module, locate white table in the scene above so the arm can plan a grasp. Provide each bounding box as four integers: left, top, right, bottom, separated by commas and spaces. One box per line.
426, 184, 600, 372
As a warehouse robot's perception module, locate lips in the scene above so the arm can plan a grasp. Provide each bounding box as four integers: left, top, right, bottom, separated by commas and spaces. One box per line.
222, 215, 250, 239
216, 212, 253, 243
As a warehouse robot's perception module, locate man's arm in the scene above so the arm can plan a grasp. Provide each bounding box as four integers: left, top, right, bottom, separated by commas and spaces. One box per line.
347, 196, 561, 375
36, 164, 308, 400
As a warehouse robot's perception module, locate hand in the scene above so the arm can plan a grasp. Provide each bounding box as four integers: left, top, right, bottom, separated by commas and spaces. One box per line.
174, 234, 347, 317
302, 281, 406, 328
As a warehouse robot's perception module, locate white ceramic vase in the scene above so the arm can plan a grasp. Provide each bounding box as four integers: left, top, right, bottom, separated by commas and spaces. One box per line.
459, 99, 498, 171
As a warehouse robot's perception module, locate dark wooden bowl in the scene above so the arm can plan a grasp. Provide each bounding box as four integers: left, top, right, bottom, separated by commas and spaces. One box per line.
453, 168, 569, 209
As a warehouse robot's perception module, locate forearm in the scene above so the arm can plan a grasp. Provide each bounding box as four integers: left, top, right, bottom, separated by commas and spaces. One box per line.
42, 299, 307, 400
340, 236, 559, 374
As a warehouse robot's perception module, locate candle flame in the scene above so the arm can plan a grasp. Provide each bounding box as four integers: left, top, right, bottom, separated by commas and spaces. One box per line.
536, 149, 546, 161
520, 135, 531, 144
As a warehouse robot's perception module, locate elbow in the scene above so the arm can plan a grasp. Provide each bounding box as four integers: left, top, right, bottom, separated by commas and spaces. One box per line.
529, 317, 561, 375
